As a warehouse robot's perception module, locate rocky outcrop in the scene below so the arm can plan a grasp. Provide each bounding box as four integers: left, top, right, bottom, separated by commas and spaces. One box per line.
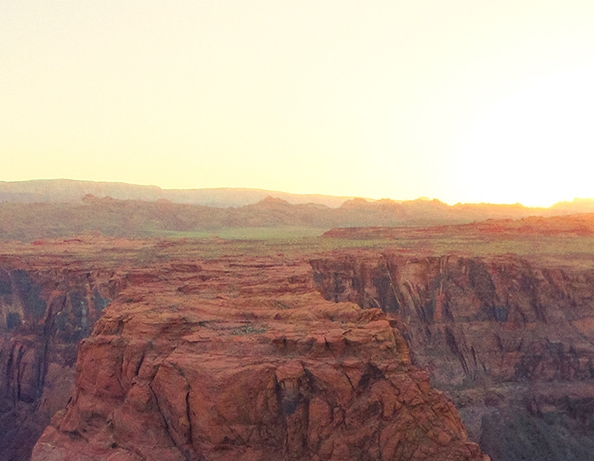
311, 252, 594, 461
0, 257, 122, 461
12, 236, 594, 461
32, 255, 487, 461
323, 213, 594, 240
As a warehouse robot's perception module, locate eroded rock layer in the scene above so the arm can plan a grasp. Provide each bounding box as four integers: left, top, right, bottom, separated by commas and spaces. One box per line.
311, 252, 594, 461
32, 255, 487, 461
0, 257, 122, 461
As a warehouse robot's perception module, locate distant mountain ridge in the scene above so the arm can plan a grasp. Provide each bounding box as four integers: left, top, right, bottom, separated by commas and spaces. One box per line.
0, 179, 355, 208
3, 179, 594, 216
1, 180, 594, 241
1, 192, 594, 241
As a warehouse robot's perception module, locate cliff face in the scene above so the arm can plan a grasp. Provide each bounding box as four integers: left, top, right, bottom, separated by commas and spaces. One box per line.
13, 239, 594, 461
32, 255, 487, 461
0, 258, 122, 461
310, 252, 594, 461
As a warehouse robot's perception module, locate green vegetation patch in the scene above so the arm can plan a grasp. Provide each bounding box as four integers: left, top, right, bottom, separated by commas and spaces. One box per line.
230, 324, 269, 335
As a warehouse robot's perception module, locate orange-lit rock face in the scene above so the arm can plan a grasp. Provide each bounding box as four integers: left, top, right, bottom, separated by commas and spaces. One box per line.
0, 257, 122, 461
311, 253, 594, 384
32, 255, 487, 461
311, 252, 594, 461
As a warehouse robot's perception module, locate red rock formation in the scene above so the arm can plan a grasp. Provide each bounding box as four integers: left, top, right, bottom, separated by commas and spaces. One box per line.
0, 257, 123, 461
323, 212, 594, 240
32, 255, 487, 461
311, 252, 594, 461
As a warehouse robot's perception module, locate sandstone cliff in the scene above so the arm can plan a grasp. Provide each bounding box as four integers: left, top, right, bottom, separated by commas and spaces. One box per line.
8, 236, 594, 461
0, 255, 123, 461
311, 252, 594, 461
31, 254, 487, 461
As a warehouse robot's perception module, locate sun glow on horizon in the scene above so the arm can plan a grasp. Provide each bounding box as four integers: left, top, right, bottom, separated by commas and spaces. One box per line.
452, 66, 594, 208
2, 2, 594, 206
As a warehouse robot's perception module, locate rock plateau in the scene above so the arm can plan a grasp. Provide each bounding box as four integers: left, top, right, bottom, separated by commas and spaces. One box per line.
24, 244, 487, 461
311, 251, 594, 461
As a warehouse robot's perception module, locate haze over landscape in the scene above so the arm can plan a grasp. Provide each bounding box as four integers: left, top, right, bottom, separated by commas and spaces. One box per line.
6, 3, 594, 461
2, 1, 594, 206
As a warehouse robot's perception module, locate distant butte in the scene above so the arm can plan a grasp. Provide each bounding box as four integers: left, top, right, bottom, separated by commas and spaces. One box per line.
2, 185, 594, 241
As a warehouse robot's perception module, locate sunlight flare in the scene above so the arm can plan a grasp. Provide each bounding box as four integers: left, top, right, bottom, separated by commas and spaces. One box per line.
455, 66, 594, 207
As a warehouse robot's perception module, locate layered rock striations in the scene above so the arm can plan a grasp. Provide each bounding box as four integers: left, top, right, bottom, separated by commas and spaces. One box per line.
311, 252, 594, 461
32, 255, 487, 461
0, 256, 122, 461
10, 236, 594, 461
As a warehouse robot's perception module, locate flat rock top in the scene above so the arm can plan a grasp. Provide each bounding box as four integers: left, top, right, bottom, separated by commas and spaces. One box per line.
26, 243, 487, 461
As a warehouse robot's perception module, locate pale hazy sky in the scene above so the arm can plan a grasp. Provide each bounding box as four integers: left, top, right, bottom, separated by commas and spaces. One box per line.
2, 1, 594, 206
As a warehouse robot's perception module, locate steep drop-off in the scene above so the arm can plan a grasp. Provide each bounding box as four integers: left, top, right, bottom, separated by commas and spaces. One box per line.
0, 256, 122, 461
32, 254, 487, 461
311, 252, 594, 461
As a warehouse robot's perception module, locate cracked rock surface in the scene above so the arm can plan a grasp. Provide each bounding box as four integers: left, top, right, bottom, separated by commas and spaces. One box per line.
32, 253, 487, 461
311, 252, 594, 461
0, 251, 123, 461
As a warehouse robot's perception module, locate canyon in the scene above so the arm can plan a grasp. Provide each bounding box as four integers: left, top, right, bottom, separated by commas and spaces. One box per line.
1, 219, 594, 460
1, 239, 486, 461
311, 251, 594, 460
0, 240, 131, 461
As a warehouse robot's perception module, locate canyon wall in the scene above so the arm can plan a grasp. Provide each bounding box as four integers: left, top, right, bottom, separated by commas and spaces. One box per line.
311, 252, 594, 461
0, 257, 122, 461
31, 255, 487, 461
8, 241, 594, 461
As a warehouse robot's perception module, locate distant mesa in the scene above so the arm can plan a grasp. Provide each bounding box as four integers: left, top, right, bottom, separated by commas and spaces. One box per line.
254, 196, 292, 207
3, 179, 594, 214
0, 179, 356, 208
340, 197, 370, 207
323, 212, 594, 240
81, 193, 116, 203
2, 180, 594, 241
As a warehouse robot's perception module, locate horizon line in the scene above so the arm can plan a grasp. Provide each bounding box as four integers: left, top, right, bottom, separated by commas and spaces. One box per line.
0, 177, 590, 209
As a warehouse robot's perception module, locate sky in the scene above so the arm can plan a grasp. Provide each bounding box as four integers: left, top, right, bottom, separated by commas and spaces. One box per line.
2, 1, 594, 207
